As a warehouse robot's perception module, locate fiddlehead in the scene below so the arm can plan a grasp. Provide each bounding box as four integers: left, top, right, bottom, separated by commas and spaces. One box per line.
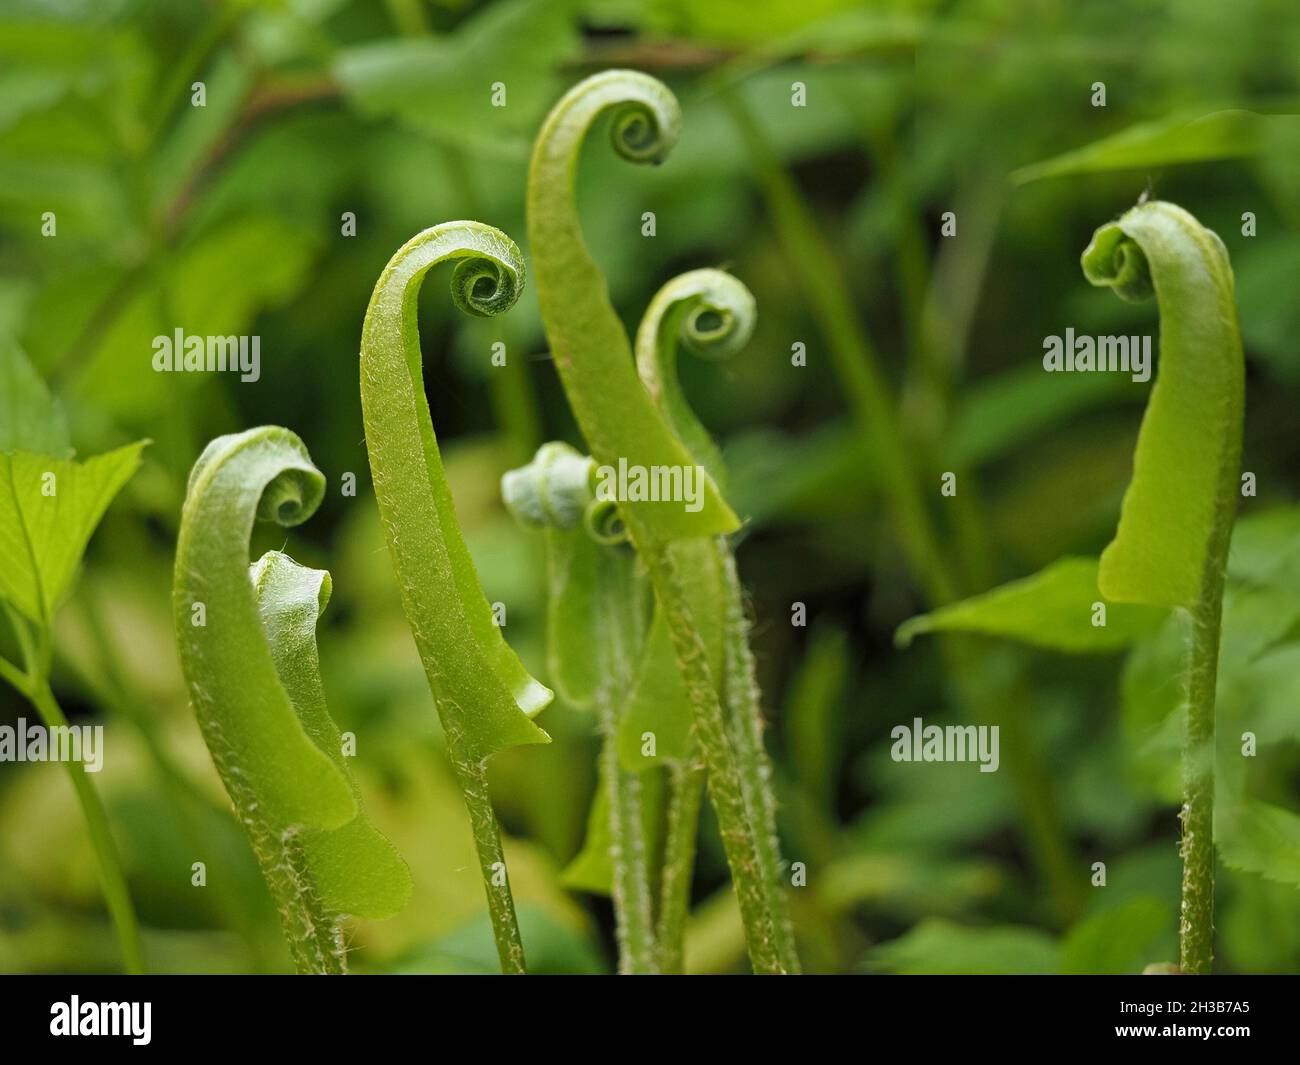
529, 74, 793, 973
634, 268, 757, 488
174, 427, 410, 974
528, 70, 737, 546
360, 221, 550, 974
504, 442, 659, 973
633, 268, 799, 972
1082, 200, 1245, 974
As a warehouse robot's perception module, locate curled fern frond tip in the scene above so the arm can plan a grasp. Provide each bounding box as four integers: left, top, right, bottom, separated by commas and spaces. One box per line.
633, 268, 756, 485
663, 268, 757, 362
584, 498, 629, 545
559, 68, 683, 166
1082, 221, 1155, 303
502, 441, 596, 532
449, 251, 526, 319
361, 219, 550, 763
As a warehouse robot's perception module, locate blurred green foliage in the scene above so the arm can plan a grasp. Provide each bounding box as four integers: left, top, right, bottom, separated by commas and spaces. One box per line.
0, 0, 1297, 974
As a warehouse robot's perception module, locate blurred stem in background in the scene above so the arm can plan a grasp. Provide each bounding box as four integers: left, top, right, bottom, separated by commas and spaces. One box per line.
724, 91, 1084, 925
1, 603, 145, 973
67, 592, 278, 969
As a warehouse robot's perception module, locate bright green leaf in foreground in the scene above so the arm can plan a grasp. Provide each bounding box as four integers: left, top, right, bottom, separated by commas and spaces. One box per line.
254, 551, 412, 919
174, 427, 410, 973
1083, 200, 1245, 976
1083, 202, 1244, 611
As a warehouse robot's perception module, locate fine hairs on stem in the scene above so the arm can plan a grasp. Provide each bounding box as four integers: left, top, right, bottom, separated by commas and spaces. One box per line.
1082, 202, 1244, 973
528, 70, 797, 973
174, 427, 410, 973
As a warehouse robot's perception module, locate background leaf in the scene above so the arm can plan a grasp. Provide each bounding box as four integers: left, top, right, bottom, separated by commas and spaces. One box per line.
0, 443, 145, 623
896, 557, 1167, 653
0, 338, 69, 455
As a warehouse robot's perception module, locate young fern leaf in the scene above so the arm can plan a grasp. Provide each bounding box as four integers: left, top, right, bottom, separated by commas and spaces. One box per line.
503, 442, 660, 974
894, 202, 1243, 972
1083, 201, 1245, 974
360, 221, 551, 975
635, 268, 757, 489
634, 268, 799, 973
174, 427, 411, 974
528, 69, 738, 547
529, 70, 794, 973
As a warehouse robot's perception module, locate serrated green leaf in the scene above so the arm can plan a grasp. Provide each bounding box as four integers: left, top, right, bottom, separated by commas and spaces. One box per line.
1240, 642, 1300, 746
0, 338, 69, 456
896, 557, 1167, 653
0, 442, 145, 624
1218, 800, 1300, 888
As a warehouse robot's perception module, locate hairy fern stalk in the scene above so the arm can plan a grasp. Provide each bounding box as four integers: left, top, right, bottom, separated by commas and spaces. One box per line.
527, 70, 798, 974
174, 427, 410, 973
1082, 202, 1244, 974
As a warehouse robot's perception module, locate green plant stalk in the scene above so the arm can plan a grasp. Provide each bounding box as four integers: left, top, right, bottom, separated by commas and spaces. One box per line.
640, 543, 785, 972
1083, 201, 1244, 973
528, 71, 791, 972
596, 551, 660, 974
600, 727, 658, 973
1182, 563, 1226, 974
502, 443, 661, 973
656, 763, 704, 972
2, 605, 145, 975
718, 547, 800, 973
360, 221, 553, 974
633, 269, 799, 971
28, 678, 146, 975
449, 753, 527, 974
597, 689, 659, 972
